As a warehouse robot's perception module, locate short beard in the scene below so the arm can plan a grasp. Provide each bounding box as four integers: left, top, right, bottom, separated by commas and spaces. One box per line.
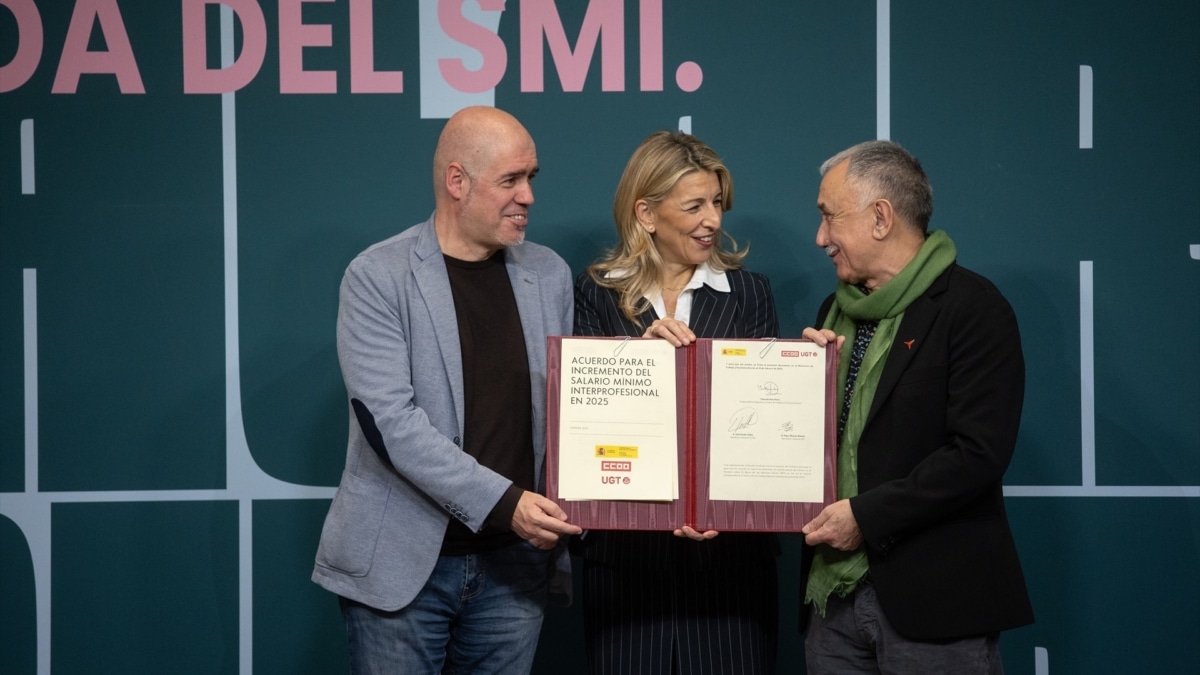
502, 229, 526, 247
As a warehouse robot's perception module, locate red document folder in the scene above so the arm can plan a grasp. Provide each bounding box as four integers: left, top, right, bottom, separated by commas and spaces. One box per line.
546, 337, 838, 532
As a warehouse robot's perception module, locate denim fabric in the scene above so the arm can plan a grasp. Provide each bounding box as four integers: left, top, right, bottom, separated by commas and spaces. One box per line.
340, 542, 551, 674
805, 583, 1003, 675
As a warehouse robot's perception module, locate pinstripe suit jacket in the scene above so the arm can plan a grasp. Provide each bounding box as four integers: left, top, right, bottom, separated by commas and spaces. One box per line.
572, 267, 780, 570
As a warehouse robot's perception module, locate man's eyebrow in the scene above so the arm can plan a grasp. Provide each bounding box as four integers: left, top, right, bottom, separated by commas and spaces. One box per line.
498, 167, 537, 182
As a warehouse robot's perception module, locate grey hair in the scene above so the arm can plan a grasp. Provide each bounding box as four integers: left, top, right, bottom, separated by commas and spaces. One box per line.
820, 140, 934, 232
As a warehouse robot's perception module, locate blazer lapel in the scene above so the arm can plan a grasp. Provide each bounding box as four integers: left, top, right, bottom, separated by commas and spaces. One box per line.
412, 219, 466, 434
504, 245, 545, 390
504, 245, 550, 484
690, 285, 736, 338
865, 269, 950, 426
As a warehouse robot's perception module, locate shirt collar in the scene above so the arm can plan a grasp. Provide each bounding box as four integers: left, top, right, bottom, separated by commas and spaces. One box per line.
685, 262, 730, 293
607, 262, 731, 294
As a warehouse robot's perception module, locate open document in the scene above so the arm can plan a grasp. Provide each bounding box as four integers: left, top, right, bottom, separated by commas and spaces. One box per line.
546, 337, 838, 532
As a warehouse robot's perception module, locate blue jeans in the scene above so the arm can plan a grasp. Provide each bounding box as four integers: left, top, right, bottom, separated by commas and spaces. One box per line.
341, 542, 552, 675
805, 583, 1003, 675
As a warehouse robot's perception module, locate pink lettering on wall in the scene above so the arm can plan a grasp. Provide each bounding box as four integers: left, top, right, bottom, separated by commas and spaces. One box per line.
0, 0, 43, 93
437, 0, 507, 94
349, 0, 402, 93
279, 0, 336, 94
1, 0, 702, 97
520, 0, 623, 93
638, 0, 662, 91
181, 0, 268, 94
52, 0, 144, 94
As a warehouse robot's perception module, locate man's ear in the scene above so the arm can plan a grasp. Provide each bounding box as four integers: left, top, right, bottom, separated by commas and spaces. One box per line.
446, 162, 469, 201
871, 199, 896, 240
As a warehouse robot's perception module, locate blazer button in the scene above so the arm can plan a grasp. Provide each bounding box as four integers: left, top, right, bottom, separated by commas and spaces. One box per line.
453, 436, 461, 446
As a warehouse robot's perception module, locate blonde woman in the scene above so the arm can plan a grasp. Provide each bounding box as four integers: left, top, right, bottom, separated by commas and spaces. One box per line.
573, 131, 779, 674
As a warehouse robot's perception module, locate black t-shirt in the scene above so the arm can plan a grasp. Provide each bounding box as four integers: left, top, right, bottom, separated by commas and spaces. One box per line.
440, 250, 534, 554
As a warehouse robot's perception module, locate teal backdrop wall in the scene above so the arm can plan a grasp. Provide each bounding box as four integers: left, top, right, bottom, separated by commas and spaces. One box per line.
2, 1, 1198, 673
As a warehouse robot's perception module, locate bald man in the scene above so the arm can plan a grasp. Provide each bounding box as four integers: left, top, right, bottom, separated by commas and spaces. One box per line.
313, 107, 581, 674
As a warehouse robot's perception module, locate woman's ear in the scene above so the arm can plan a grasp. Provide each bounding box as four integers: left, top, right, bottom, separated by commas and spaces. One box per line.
635, 200, 656, 233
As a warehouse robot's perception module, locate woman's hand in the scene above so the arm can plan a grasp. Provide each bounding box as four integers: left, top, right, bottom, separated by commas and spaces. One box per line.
673, 525, 719, 541
643, 318, 696, 347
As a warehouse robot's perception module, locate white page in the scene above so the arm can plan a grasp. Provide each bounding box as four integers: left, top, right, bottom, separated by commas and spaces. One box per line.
707, 340, 826, 502
557, 338, 679, 500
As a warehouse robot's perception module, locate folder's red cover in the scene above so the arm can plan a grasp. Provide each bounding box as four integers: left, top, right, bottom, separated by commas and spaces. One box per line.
545, 337, 838, 532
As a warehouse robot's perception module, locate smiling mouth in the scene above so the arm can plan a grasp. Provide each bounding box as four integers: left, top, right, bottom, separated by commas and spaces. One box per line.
825, 244, 839, 257
507, 213, 527, 225
695, 234, 714, 244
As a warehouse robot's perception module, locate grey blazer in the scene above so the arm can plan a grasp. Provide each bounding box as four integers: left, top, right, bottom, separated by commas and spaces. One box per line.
312, 215, 573, 611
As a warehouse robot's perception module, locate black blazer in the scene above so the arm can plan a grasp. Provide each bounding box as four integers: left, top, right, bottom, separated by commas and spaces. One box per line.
574, 266, 778, 342
801, 263, 1034, 640
572, 267, 779, 569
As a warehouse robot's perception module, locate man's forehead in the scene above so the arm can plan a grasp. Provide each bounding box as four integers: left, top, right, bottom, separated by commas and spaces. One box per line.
816, 174, 838, 206
491, 153, 538, 175
480, 141, 536, 173
819, 164, 855, 205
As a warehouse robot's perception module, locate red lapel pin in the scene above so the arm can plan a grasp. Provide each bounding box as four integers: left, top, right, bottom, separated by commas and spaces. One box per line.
904, 339, 915, 350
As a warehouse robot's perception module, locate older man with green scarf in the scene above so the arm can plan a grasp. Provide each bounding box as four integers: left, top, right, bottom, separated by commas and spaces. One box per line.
798, 140, 1033, 674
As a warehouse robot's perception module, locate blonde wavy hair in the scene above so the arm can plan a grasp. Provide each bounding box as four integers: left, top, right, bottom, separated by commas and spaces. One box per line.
588, 131, 747, 325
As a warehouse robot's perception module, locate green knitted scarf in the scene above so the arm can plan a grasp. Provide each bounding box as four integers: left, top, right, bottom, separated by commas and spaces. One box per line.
804, 229, 957, 615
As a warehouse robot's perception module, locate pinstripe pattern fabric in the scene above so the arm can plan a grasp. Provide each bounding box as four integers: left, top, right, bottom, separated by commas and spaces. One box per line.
584, 559, 778, 675
573, 268, 781, 675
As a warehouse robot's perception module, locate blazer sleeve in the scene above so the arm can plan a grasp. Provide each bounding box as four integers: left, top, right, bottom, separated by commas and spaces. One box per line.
573, 272, 608, 337
573, 272, 645, 338
743, 271, 780, 339
337, 253, 510, 529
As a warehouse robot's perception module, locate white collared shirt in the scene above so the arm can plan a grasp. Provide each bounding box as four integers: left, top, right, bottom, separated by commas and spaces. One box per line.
643, 263, 730, 326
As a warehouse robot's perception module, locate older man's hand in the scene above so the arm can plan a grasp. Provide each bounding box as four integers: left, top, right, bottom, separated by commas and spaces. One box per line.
802, 499, 863, 551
